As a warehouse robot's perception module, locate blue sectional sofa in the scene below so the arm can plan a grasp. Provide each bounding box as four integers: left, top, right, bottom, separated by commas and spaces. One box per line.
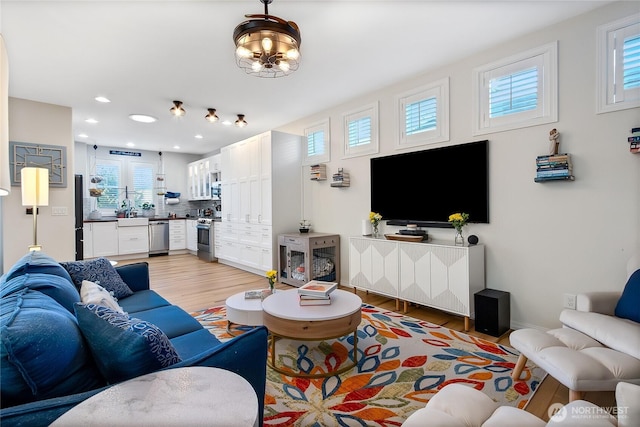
0, 251, 268, 426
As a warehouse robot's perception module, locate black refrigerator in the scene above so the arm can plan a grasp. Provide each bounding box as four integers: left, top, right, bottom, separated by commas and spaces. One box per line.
74, 174, 84, 260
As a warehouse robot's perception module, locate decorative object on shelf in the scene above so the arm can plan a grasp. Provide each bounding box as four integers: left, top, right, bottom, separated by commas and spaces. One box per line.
330, 168, 350, 187
535, 153, 574, 182
448, 212, 469, 246
468, 235, 479, 245
299, 219, 311, 233
141, 202, 156, 218
629, 127, 640, 154
21, 167, 49, 251
310, 164, 326, 181
369, 211, 382, 238
233, 0, 301, 78
205, 108, 219, 123
266, 269, 277, 293
548, 128, 560, 155
156, 152, 167, 197
169, 100, 185, 117
384, 234, 426, 242
10, 141, 67, 187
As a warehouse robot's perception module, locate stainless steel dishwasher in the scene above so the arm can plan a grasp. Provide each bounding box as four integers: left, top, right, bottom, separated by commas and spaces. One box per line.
149, 221, 169, 255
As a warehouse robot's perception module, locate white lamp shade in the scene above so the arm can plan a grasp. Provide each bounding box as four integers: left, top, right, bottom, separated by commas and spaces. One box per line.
21, 167, 49, 206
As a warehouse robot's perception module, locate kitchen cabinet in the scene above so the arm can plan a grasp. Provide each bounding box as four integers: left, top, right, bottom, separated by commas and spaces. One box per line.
83, 222, 118, 258
169, 219, 186, 251
218, 130, 302, 275
186, 219, 198, 253
118, 225, 149, 255
187, 158, 212, 201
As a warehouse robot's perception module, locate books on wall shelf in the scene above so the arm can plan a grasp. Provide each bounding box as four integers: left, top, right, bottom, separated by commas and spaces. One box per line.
629, 128, 640, 154
534, 153, 575, 182
310, 164, 327, 181
330, 168, 350, 187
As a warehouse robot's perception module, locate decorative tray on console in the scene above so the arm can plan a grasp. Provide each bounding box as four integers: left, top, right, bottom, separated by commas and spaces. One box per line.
384, 234, 427, 242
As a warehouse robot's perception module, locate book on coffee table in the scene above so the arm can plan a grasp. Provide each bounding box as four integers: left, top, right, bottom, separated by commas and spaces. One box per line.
298, 280, 338, 298
299, 294, 331, 306
244, 289, 271, 299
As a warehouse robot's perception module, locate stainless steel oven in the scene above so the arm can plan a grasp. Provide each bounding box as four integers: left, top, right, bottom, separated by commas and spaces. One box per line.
197, 218, 216, 262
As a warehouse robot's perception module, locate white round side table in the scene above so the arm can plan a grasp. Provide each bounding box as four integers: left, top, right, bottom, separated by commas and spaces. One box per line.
225, 291, 266, 335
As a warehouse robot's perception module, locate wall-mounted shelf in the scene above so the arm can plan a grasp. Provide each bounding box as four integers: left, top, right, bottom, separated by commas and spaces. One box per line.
330, 168, 350, 187
629, 127, 639, 154
534, 153, 574, 183
310, 164, 327, 181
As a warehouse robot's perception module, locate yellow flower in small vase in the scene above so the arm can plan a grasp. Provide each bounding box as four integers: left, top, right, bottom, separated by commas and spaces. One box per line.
448, 212, 469, 246
369, 212, 382, 238
265, 270, 277, 293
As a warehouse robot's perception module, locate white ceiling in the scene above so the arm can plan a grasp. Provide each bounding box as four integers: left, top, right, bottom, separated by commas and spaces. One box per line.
1, 0, 610, 155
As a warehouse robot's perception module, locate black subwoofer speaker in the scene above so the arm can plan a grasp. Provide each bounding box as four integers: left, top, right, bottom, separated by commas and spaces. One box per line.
474, 289, 510, 337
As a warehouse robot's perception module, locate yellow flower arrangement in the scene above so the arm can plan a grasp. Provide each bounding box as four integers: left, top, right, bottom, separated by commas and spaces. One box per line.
266, 270, 277, 291
369, 212, 382, 226
448, 212, 469, 233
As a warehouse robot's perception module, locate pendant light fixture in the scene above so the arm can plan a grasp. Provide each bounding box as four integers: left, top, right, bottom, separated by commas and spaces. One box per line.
233, 0, 301, 78
169, 100, 186, 117
205, 108, 219, 123
235, 114, 248, 128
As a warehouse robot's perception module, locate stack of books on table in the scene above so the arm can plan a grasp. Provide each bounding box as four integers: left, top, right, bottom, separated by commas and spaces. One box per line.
298, 280, 338, 306
534, 153, 574, 182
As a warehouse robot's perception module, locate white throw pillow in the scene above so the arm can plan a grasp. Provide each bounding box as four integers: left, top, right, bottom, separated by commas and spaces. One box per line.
80, 280, 126, 314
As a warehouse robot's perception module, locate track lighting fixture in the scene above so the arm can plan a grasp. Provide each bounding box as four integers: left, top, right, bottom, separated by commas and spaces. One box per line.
205, 108, 219, 123
235, 114, 248, 128
170, 100, 186, 117
233, 0, 301, 78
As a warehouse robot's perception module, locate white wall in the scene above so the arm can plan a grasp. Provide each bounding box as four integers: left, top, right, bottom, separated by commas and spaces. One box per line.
277, 1, 640, 330
3, 98, 75, 268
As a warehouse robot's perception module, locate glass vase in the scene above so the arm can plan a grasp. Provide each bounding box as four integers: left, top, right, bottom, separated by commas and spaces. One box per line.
454, 229, 464, 246
372, 223, 380, 238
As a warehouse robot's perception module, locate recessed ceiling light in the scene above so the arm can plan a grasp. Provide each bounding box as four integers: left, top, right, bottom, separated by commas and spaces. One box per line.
78, 133, 88, 138
129, 114, 157, 123
173, 145, 180, 150
195, 134, 203, 139
222, 120, 232, 126
85, 118, 99, 124
95, 96, 111, 103
126, 142, 135, 147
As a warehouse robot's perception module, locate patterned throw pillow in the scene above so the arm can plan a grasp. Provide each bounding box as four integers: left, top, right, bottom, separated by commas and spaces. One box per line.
61, 258, 133, 299
74, 303, 181, 383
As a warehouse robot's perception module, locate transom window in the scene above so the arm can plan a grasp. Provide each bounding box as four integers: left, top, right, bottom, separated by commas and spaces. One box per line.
396, 78, 449, 148
597, 14, 640, 113
473, 41, 557, 135
343, 102, 379, 158
303, 119, 330, 165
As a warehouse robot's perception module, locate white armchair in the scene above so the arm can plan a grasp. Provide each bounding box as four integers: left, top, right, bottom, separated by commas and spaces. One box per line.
510, 253, 640, 401
402, 382, 639, 427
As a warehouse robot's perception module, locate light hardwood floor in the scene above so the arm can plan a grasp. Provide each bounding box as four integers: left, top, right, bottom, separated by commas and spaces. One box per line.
117, 254, 614, 421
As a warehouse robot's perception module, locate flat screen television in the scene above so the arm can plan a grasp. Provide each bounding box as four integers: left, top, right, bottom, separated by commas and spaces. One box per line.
370, 140, 489, 228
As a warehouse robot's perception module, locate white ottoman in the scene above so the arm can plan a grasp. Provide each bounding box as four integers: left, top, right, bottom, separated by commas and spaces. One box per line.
510, 327, 640, 401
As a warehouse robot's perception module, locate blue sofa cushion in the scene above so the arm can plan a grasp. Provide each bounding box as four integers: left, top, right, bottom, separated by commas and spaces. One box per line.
1, 272, 80, 314
61, 258, 133, 299
74, 303, 182, 383
2, 251, 73, 284
169, 328, 222, 360
127, 305, 203, 339
1, 290, 104, 408
118, 290, 171, 314
615, 269, 640, 323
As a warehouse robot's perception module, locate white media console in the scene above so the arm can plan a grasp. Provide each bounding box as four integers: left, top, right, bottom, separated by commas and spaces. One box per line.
348, 236, 485, 331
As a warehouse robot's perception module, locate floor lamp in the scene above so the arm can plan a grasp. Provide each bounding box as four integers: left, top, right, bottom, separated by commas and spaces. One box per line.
21, 167, 49, 251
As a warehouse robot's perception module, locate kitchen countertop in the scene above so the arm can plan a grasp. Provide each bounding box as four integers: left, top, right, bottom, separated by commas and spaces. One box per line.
83, 216, 220, 223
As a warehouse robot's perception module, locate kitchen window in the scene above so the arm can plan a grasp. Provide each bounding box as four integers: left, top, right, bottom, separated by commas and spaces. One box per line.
95, 158, 154, 215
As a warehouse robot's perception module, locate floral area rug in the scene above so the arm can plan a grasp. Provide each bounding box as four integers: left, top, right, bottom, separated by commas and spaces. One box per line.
191, 304, 545, 427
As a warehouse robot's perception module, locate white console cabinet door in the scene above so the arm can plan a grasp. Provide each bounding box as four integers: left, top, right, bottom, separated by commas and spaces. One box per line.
349, 237, 399, 297
91, 222, 119, 257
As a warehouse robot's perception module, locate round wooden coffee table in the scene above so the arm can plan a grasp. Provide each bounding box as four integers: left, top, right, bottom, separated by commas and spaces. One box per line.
261, 288, 362, 378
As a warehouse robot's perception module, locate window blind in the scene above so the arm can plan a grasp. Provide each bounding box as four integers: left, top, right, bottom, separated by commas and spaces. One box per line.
307, 130, 325, 156
405, 97, 437, 136
348, 117, 371, 147
489, 67, 538, 118
623, 34, 640, 90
